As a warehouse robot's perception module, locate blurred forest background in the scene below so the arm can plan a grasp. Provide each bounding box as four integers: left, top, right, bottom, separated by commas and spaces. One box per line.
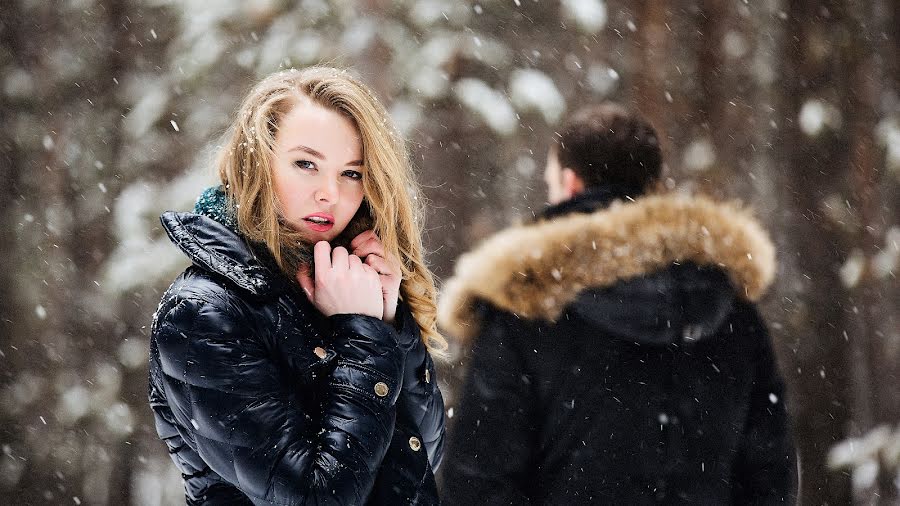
1, 0, 898, 504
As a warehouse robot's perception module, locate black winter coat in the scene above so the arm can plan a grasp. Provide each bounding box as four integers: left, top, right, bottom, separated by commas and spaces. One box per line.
438, 190, 796, 505
148, 206, 445, 505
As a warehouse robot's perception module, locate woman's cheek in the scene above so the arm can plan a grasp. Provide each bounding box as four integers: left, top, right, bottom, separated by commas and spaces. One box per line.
346, 186, 365, 210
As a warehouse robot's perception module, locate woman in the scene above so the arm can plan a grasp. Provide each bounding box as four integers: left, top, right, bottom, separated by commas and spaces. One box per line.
148, 67, 446, 505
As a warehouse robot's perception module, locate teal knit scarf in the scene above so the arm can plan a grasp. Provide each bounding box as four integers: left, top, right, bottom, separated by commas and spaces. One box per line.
194, 186, 238, 231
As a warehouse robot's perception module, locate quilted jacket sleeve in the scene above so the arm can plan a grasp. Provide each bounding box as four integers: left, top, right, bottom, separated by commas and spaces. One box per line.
152, 291, 405, 506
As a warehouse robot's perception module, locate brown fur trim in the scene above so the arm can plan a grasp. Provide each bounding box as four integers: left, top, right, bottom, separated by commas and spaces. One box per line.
437, 193, 776, 341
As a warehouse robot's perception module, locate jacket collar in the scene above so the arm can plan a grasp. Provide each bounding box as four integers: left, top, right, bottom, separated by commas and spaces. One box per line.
538, 184, 639, 221
160, 188, 288, 296
438, 192, 776, 342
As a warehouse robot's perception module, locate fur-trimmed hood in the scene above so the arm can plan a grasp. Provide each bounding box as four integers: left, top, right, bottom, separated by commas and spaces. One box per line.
438, 193, 776, 342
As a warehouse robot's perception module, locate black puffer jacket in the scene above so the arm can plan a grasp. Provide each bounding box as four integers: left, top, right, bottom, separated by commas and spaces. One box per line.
438, 190, 796, 505
148, 199, 444, 505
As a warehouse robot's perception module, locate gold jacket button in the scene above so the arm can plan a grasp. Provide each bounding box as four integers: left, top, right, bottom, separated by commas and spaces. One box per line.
313, 346, 326, 359
408, 436, 422, 452
374, 382, 389, 397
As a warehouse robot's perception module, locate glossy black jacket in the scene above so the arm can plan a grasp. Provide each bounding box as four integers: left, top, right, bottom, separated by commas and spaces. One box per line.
438, 189, 796, 505
148, 209, 445, 505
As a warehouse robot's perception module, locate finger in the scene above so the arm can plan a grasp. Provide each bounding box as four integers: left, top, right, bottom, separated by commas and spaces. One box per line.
369, 249, 404, 273
296, 265, 315, 300
350, 229, 377, 250
360, 262, 382, 283
352, 236, 385, 259
348, 254, 363, 269
313, 241, 332, 275
364, 254, 394, 277
331, 246, 350, 272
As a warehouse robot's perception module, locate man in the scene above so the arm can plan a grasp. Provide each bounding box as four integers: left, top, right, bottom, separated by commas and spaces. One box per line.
438, 103, 796, 504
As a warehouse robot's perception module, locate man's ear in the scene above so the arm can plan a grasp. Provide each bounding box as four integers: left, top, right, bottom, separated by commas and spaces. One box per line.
561, 168, 585, 199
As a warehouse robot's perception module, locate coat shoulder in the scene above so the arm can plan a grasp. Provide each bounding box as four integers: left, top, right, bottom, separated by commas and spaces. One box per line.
438, 194, 776, 342
154, 268, 242, 331
150, 267, 286, 376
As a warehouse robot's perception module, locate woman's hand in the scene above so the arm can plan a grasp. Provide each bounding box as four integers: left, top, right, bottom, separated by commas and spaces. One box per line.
297, 241, 384, 319
350, 230, 403, 324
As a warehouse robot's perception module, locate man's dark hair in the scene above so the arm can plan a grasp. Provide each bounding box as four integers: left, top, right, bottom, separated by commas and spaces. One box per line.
556, 103, 662, 195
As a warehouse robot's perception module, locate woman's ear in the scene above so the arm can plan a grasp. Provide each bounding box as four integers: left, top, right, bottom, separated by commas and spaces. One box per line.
561, 168, 585, 199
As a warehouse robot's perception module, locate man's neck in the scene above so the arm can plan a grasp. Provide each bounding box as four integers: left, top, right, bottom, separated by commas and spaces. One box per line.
540, 185, 641, 221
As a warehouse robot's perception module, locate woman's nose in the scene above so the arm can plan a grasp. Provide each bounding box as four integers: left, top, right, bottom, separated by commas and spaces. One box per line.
314, 176, 339, 203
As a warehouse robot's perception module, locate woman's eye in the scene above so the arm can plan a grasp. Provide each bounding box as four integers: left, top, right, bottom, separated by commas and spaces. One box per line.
294, 160, 316, 170
342, 170, 363, 181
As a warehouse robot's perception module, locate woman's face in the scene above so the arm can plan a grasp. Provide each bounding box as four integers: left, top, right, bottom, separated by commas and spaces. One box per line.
272, 100, 365, 242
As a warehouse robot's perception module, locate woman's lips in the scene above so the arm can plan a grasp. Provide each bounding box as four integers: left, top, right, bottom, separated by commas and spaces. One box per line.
304, 221, 334, 232
303, 213, 334, 232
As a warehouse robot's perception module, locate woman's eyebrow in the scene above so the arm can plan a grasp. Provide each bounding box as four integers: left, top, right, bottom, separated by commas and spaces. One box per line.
289, 145, 326, 159
290, 145, 363, 166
